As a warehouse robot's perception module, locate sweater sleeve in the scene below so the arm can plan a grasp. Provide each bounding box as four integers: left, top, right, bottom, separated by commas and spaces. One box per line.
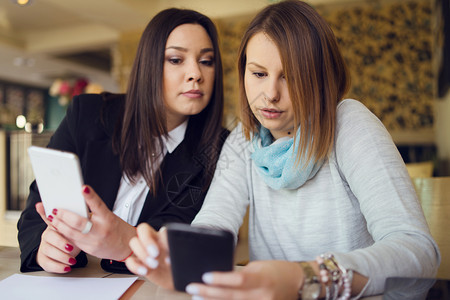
192, 124, 250, 243
331, 100, 440, 296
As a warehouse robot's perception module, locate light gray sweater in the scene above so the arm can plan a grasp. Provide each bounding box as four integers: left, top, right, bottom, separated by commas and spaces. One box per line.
192, 99, 440, 296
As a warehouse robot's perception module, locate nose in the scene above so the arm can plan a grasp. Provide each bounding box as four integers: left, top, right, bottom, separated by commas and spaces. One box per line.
186, 61, 203, 83
265, 94, 279, 103
264, 79, 280, 103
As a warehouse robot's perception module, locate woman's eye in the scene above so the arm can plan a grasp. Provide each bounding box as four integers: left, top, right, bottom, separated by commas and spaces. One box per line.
253, 72, 266, 78
200, 59, 214, 66
168, 58, 182, 64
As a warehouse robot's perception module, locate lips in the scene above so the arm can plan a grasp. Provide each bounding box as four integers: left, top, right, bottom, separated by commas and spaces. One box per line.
182, 90, 203, 98
259, 108, 283, 119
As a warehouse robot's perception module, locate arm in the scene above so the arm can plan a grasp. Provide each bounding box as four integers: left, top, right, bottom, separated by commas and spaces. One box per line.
184, 260, 369, 300
191, 124, 251, 241
331, 100, 440, 295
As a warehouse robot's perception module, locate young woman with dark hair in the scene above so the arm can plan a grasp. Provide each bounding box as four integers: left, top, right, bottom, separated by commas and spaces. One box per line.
17, 8, 227, 274
125, 1, 440, 299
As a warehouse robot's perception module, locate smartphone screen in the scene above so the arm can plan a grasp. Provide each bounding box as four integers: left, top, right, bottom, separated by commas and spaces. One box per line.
166, 222, 234, 291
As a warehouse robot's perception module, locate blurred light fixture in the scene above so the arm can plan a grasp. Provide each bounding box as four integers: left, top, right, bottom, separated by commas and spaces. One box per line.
25, 122, 44, 134
13, 57, 35, 67
16, 115, 26, 128
11, 0, 33, 7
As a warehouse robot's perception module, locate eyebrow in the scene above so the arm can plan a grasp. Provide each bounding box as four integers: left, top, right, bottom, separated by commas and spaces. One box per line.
246, 62, 266, 69
166, 46, 214, 54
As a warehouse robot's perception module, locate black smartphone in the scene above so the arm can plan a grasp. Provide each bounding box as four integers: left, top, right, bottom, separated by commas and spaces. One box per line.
383, 277, 450, 300
166, 222, 234, 291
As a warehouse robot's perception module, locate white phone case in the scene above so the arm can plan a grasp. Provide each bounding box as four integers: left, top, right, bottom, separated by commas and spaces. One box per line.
27, 146, 88, 218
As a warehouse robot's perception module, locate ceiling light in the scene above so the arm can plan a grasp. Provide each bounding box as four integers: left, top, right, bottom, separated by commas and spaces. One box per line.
11, 0, 33, 7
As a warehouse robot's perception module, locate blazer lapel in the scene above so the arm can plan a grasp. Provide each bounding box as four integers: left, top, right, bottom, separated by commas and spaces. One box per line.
138, 121, 203, 222
82, 95, 123, 210
83, 139, 122, 210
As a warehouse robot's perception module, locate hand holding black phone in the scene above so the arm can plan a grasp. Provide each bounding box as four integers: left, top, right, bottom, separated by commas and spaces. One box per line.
166, 223, 234, 291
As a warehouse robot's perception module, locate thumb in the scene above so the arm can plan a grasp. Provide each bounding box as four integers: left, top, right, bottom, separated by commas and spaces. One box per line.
35, 202, 53, 227
82, 185, 107, 215
158, 226, 169, 253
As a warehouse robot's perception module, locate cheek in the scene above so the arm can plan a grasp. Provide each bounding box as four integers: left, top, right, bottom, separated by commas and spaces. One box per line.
244, 76, 254, 103
206, 71, 215, 93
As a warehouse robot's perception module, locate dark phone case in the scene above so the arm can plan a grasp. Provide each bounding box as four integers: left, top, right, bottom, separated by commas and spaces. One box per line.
166, 223, 234, 291
383, 277, 450, 300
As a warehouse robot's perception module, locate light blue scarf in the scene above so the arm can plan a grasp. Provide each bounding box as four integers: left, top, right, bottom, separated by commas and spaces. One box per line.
251, 126, 322, 190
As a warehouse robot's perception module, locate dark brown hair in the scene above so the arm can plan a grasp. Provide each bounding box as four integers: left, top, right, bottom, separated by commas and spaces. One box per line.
238, 0, 350, 164
115, 8, 224, 192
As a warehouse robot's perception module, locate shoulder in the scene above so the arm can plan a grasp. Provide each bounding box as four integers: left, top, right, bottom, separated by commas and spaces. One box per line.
70, 92, 124, 112
336, 99, 379, 122
223, 123, 252, 152
335, 99, 386, 138
66, 92, 124, 135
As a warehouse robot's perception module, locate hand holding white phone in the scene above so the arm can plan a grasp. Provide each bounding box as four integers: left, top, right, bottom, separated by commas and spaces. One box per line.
28, 146, 88, 218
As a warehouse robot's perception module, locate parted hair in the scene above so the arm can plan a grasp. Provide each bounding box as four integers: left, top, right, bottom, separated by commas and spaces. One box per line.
114, 8, 224, 193
238, 0, 350, 165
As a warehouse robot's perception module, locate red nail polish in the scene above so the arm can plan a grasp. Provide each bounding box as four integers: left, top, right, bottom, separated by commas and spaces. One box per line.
64, 266, 71, 272
65, 244, 74, 252
83, 186, 90, 194
69, 258, 77, 265
52, 208, 58, 215
48, 215, 53, 222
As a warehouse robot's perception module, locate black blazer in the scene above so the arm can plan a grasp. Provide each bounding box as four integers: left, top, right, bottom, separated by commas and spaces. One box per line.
17, 93, 228, 273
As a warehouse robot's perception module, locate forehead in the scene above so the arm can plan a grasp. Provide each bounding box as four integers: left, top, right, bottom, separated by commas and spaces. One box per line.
166, 23, 213, 49
246, 32, 281, 64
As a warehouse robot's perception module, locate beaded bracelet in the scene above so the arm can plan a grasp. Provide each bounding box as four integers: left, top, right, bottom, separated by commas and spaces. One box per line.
316, 254, 353, 300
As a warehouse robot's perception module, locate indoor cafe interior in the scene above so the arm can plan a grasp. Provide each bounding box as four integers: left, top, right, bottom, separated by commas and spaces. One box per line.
0, 0, 449, 299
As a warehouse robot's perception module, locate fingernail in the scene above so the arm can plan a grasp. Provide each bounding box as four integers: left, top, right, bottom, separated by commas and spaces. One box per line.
145, 257, 159, 269
137, 266, 148, 276
65, 244, 74, 252
147, 245, 159, 258
52, 208, 58, 215
192, 296, 204, 300
64, 266, 71, 272
83, 186, 90, 194
185, 284, 199, 295
165, 256, 171, 265
202, 272, 213, 284
47, 215, 53, 222
69, 257, 77, 265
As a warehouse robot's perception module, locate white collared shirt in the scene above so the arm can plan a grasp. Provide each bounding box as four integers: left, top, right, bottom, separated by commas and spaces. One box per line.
112, 120, 188, 226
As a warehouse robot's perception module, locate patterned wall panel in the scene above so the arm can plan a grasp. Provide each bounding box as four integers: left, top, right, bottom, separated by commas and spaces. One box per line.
317, 0, 434, 131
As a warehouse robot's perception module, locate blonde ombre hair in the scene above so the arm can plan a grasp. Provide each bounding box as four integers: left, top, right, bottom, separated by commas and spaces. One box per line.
238, 0, 350, 165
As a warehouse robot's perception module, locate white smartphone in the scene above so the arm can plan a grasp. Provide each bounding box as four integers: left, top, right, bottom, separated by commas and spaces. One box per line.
27, 146, 88, 218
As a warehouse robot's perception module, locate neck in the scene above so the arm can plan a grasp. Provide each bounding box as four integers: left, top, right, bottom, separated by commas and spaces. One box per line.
166, 116, 188, 132
270, 130, 294, 141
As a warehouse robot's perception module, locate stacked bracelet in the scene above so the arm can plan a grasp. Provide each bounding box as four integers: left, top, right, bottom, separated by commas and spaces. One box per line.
316, 254, 353, 300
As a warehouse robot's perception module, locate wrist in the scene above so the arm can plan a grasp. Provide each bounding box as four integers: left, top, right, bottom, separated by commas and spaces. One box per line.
117, 250, 133, 262
297, 261, 321, 300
